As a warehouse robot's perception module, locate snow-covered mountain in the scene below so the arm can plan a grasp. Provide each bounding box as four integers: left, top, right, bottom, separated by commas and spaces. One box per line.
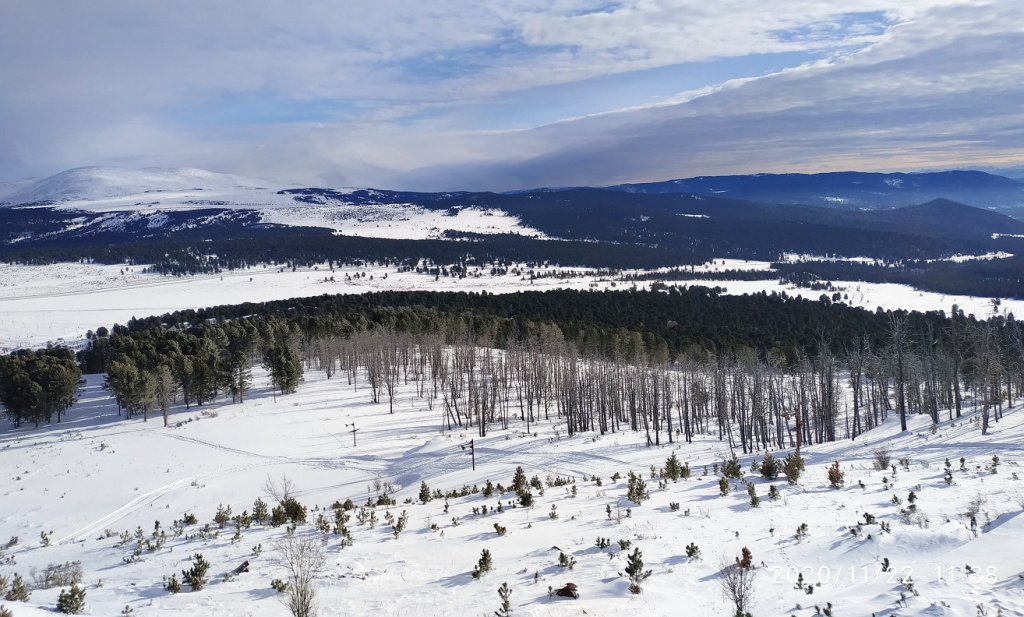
0, 166, 288, 207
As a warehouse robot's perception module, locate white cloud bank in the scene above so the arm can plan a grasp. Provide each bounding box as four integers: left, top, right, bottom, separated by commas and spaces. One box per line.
1, 0, 1022, 190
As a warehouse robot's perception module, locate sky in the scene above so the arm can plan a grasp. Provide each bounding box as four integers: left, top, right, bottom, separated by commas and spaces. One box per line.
1, 0, 1023, 191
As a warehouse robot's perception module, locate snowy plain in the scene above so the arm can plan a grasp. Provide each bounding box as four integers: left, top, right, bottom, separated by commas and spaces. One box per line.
1, 367, 1022, 616
2, 258, 1021, 353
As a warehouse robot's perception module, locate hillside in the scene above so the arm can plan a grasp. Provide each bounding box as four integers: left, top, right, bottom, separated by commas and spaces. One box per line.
0, 367, 1021, 616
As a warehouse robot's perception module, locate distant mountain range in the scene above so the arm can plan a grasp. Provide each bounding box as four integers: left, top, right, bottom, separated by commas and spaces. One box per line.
607, 170, 1024, 219
2, 166, 1024, 272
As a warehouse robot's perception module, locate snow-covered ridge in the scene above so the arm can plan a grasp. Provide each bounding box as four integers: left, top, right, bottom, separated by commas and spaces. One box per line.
0, 166, 549, 240
1, 166, 288, 205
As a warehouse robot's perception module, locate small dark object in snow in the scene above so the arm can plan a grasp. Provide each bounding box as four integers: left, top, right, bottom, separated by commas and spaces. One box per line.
233, 560, 250, 574
555, 582, 579, 599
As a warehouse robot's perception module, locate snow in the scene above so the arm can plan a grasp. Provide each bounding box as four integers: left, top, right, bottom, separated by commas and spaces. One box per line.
258, 205, 548, 240
1, 167, 289, 206
1, 368, 1023, 616
2, 260, 1022, 352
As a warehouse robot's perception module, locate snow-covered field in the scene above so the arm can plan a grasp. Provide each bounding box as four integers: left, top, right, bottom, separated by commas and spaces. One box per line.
2, 259, 1022, 352
1, 368, 1022, 616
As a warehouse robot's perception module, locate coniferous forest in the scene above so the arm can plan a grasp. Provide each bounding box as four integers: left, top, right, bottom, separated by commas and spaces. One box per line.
4, 287, 1017, 454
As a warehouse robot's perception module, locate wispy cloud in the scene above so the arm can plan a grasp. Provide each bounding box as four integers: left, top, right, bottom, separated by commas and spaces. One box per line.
1, 1, 1020, 189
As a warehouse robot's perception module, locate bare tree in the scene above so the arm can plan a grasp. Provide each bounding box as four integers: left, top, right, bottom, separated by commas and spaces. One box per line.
274, 535, 325, 617
718, 554, 756, 616
263, 474, 296, 503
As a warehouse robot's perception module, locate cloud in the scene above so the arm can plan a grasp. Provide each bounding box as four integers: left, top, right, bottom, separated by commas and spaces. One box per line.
1, 1, 1021, 189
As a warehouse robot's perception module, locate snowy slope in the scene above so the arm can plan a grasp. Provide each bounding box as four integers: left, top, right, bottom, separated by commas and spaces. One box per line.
0, 166, 549, 239
1, 368, 1022, 617
1, 167, 287, 206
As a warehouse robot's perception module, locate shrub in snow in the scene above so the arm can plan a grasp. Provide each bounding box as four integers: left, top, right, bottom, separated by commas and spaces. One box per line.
165, 574, 181, 594
827, 461, 845, 489
558, 552, 576, 570
719, 477, 730, 497
872, 446, 891, 470
686, 542, 701, 560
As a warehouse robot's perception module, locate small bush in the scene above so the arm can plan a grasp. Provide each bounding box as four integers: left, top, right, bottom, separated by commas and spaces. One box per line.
872, 446, 891, 471
419, 481, 432, 503
827, 461, 844, 489
494, 523, 507, 537
719, 477, 730, 496
768, 485, 780, 500
271, 578, 289, 593
557, 552, 576, 570
33, 561, 83, 589
685, 542, 701, 560
165, 574, 181, 594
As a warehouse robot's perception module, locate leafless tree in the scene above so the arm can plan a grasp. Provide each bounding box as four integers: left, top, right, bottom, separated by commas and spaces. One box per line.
274, 535, 325, 617
263, 474, 296, 503
718, 554, 756, 616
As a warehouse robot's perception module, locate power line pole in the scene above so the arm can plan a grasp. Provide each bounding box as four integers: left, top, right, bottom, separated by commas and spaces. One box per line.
461, 439, 475, 471
345, 423, 359, 447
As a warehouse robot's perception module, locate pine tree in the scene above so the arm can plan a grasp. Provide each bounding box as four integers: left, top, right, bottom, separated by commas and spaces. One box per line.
4, 574, 28, 602
472, 549, 493, 579
511, 467, 527, 493
253, 497, 269, 525
495, 582, 513, 616
56, 583, 86, 614
182, 553, 210, 591
760, 452, 780, 480
419, 481, 432, 504
722, 453, 743, 479
624, 547, 652, 593
626, 472, 649, 504
784, 452, 804, 485
665, 453, 683, 481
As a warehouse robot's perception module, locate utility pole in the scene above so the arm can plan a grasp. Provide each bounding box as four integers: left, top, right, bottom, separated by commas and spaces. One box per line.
345, 423, 359, 447
461, 439, 475, 471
